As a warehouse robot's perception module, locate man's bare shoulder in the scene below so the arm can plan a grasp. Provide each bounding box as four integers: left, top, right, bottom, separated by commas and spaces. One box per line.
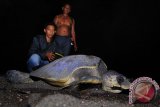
55, 14, 63, 19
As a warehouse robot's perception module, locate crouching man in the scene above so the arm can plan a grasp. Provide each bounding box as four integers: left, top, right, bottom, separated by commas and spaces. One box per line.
27, 22, 57, 72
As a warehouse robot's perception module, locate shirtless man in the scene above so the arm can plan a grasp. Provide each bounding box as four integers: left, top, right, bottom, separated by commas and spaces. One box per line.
53, 3, 77, 56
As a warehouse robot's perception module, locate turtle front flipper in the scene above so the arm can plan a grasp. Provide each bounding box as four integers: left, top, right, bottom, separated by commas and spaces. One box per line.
79, 76, 102, 84
102, 86, 122, 93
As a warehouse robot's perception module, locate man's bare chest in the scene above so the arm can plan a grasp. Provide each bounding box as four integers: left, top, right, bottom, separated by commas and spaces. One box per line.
57, 16, 72, 26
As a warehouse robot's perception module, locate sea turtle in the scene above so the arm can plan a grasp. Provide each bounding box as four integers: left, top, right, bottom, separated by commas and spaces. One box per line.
30, 54, 131, 93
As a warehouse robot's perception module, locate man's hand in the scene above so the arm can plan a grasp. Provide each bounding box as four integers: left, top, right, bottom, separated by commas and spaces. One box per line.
71, 40, 78, 52
46, 52, 55, 62
74, 45, 78, 52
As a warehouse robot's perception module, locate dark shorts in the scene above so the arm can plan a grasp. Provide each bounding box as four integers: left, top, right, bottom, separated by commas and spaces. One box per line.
54, 35, 72, 56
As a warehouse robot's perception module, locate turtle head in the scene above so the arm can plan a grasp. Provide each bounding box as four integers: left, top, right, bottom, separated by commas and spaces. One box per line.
102, 70, 131, 93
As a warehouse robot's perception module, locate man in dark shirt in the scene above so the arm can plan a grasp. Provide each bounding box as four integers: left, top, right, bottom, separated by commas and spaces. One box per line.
27, 22, 57, 72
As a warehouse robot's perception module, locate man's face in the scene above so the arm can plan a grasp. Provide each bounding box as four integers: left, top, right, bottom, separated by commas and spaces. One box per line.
44, 25, 56, 38
62, 4, 71, 14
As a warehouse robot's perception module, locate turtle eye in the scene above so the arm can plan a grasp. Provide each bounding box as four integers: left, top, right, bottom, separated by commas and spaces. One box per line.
117, 76, 124, 84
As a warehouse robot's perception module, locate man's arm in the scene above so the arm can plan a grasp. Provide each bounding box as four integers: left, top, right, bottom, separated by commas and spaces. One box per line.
53, 15, 59, 26
71, 18, 78, 51
28, 37, 46, 59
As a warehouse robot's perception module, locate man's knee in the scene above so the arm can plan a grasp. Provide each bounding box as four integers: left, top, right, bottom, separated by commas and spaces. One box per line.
28, 54, 41, 66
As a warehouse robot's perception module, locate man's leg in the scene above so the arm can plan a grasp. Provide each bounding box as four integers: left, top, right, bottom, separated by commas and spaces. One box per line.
27, 54, 41, 72
54, 36, 63, 55
40, 60, 49, 67
63, 38, 72, 56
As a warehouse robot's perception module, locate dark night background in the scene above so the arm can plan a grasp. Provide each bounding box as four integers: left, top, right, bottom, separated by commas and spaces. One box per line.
0, 0, 159, 82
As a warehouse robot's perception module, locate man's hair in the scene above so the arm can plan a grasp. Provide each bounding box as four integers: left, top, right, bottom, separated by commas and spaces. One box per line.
62, 3, 71, 8
44, 22, 56, 30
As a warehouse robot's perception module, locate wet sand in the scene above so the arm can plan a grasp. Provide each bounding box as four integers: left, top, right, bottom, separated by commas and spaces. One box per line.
0, 76, 158, 107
